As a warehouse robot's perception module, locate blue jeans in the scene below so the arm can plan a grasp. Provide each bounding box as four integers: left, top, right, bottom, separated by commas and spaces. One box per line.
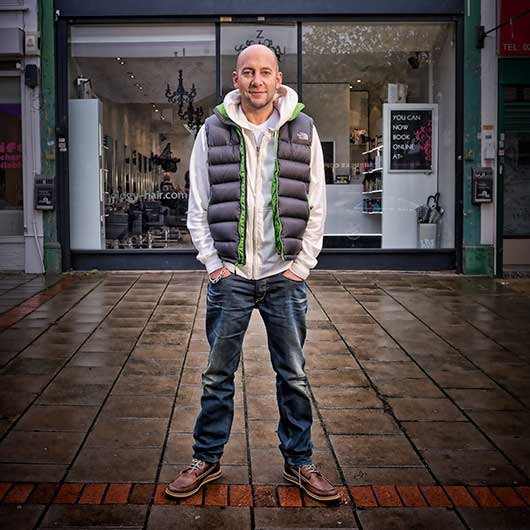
192, 272, 313, 467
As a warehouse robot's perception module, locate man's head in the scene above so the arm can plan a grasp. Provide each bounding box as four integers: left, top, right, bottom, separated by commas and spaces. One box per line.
232, 44, 282, 114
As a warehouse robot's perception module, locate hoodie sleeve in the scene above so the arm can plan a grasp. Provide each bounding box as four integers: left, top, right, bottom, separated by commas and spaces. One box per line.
289, 125, 327, 279
186, 125, 224, 274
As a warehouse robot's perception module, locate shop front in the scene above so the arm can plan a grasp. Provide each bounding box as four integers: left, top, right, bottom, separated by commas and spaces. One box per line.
496, 0, 530, 276
54, 0, 464, 271
0, 0, 44, 272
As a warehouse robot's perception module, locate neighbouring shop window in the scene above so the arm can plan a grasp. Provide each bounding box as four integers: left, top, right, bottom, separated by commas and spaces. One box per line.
302, 22, 456, 249
503, 85, 530, 237
0, 76, 23, 237
68, 24, 216, 250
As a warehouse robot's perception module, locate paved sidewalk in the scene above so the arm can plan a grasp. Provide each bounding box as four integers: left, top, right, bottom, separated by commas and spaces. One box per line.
1, 271, 530, 529
0, 274, 61, 315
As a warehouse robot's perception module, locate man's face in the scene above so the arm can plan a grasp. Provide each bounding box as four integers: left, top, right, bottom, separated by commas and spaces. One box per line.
233, 48, 282, 112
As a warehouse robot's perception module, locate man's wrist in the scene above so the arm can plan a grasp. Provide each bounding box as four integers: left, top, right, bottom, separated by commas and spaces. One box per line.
289, 263, 309, 280
282, 269, 304, 281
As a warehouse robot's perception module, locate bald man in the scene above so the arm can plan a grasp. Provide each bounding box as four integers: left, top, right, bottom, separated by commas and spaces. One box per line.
166, 45, 335, 502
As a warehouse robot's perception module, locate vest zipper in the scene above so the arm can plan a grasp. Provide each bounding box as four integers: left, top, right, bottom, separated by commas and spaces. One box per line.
252, 139, 262, 279
234, 127, 247, 266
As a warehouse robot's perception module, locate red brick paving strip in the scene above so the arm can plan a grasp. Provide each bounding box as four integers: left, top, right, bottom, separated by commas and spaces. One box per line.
178, 489, 203, 505
373, 485, 402, 507
301, 491, 327, 507
6, 481, 530, 509
154, 485, 176, 505
253, 485, 277, 507
517, 486, 530, 506
3, 484, 34, 504
444, 486, 478, 507
397, 486, 427, 507
79, 484, 107, 505
28, 483, 60, 504
468, 486, 503, 508
229, 485, 253, 506
103, 483, 131, 504
349, 486, 378, 507
204, 484, 228, 506
277, 486, 302, 507
491, 487, 526, 507
0, 483, 11, 502
129, 484, 155, 504
420, 486, 452, 507
0, 278, 72, 329
54, 483, 83, 504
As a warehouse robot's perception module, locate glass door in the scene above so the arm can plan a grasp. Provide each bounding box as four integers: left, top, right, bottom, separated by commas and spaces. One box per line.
501, 84, 530, 272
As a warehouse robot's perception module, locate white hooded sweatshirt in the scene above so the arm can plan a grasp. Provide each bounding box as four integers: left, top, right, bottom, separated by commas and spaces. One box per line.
187, 84, 326, 280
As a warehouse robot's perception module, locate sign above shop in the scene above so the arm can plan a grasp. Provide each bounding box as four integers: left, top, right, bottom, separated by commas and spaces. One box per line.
221, 25, 296, 56
389, 108, 434, 172
234, 29, 287, 61
499, 0, 530, 56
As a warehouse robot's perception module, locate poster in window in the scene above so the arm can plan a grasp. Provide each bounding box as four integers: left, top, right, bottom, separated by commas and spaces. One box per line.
389, 109, 433, 172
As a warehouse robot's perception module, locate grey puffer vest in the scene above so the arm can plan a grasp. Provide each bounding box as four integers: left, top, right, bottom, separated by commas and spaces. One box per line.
205, 102, 313, 265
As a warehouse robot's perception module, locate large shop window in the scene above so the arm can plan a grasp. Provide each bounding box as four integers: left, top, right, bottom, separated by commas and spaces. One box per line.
302, 22, 456, 249
68, 24, 216, 250
0, 77, 23, 237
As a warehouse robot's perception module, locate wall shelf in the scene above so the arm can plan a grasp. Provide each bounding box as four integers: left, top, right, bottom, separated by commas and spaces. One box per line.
326, 233, 382, 236
362, 145, 384, 155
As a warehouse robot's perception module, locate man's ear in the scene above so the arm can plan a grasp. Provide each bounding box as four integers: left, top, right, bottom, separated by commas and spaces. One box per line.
232, 71, 239, 89
276, 71, 283, 89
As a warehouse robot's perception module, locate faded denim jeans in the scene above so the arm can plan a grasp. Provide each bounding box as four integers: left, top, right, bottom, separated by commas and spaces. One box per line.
192, 272, 313, 467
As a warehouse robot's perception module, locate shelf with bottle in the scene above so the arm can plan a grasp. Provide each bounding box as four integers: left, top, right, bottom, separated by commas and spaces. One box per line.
362, 167, 383, 175
361, 147, 383, 174
362, 173, 382, 194
362, 197, 382, 214
361, 144, 384, 155
361, 135, 384, 155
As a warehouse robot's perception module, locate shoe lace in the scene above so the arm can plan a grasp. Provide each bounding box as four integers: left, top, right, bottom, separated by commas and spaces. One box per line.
186, 458, 205, 472
300, 464, 320, 475
297, 464, 321, 486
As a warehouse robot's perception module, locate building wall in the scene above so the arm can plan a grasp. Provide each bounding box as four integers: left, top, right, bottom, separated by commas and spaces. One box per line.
480, 0, 498, 251
463, 0, 494, 275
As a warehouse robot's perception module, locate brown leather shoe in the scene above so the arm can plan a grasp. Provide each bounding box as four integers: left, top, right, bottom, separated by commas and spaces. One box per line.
283, 463, 340, 502
165, 459, 222, 498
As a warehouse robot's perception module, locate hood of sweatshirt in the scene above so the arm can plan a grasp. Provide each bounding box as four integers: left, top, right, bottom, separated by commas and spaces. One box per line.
215, 84, 304, 130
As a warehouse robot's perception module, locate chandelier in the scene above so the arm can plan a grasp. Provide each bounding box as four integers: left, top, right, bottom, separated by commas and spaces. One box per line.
165, 69, 204, 133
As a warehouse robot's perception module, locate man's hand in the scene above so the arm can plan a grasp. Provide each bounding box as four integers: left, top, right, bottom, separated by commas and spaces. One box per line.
209, 267, 232, 282
282, 269, 304, 282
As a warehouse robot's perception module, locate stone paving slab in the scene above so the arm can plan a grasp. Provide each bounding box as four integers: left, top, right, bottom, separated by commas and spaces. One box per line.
457, 507, 530, 529
357, 507, 466, 529
1, 271, 530, 528
147, 506, 251, 530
